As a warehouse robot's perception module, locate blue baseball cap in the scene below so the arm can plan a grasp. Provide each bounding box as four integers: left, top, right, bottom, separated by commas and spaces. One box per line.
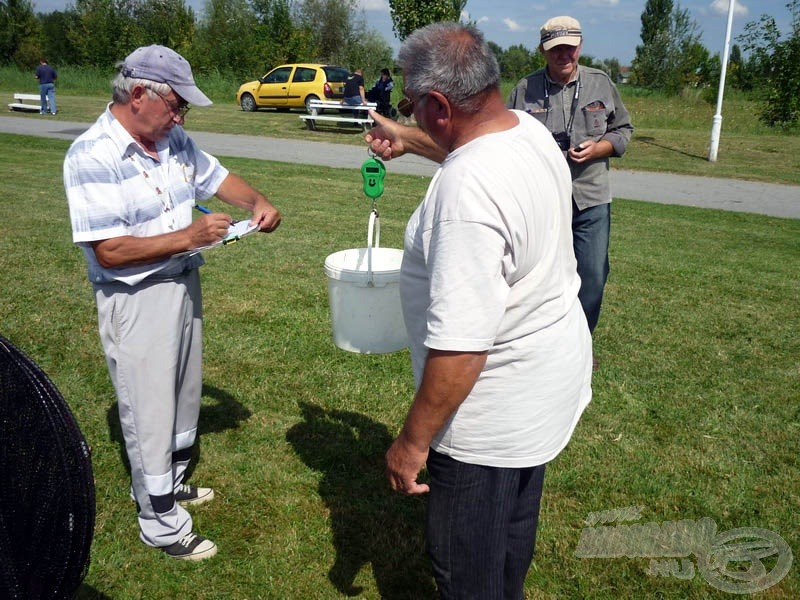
121, 45, 212, 106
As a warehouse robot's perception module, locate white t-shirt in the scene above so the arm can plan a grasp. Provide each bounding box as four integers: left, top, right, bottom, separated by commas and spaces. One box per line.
400, 110, 592, 468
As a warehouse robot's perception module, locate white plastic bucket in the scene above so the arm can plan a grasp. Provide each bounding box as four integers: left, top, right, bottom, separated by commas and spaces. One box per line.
324, 211, 408, 354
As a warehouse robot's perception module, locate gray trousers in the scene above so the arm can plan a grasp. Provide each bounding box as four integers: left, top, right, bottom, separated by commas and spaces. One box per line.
94, 269, 203, 547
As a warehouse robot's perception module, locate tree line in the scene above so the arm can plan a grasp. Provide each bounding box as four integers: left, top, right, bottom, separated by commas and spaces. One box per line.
631, 0, 799, 126
1, 0, 797, 125
0, 0, 395, 81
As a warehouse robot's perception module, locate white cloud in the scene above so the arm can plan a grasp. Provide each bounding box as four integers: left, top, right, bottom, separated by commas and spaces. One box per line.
585, 0, 620, 7
710, 0, 749, 18
358, 0, 389, 12
462, 11, 489, 25
504, 18, 526, 32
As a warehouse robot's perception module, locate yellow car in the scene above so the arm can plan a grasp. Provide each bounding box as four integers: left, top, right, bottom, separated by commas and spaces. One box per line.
236, 63, 350, 113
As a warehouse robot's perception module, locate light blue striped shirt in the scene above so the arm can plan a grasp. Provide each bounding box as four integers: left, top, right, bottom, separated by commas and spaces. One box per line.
64, 105, 229, 285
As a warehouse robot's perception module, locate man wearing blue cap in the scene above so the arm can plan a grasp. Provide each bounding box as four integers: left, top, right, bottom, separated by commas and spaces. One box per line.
64, 45, 281, 560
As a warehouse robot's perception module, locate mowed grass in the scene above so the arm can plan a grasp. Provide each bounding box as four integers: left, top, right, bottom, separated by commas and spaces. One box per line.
0, 122, 797, 600
2, 65, 799, 186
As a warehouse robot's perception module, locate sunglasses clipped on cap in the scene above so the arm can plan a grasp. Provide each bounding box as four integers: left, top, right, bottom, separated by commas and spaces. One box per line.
397, 93, 429, 119
541, 28, 582, 45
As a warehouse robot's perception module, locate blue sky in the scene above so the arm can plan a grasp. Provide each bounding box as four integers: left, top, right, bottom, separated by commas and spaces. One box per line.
358, 0, 792, 64
31, 0, 792, 65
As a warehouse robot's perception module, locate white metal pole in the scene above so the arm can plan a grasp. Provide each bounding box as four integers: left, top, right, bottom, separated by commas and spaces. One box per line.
709, 0, 736, 162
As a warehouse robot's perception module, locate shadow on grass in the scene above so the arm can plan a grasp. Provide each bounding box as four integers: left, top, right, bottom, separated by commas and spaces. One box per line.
286, 402, 436, 599
106, 383, 252, 482
75, 584, 113, 599
635, 135, 706, 160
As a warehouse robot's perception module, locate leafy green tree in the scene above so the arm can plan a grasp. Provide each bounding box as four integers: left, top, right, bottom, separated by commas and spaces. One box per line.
631, 0, 705, 92
676, 40, 711, 87
486, 40, 502, 65
192, 0, 260, 76
631, 0, 671, 87
500, 44, 541, 82
38, 0, 193, 69
133, 0, 195, 53
577, 52, 602, 69
0, 0, 42, 67
292, 0, 391, 73
738, 0, 800, 125
597, 57, 621, 83
250, 0, 309, 67
736, 16, 778, 93
344, 29, 394, 80
666, 6, 705, 89
67, 0, 140, 67
6, 0, 392, 82
726, 43, 743, 88
388, 0, 467, 41
39, 10, 82, 65
296, 0, 358, 64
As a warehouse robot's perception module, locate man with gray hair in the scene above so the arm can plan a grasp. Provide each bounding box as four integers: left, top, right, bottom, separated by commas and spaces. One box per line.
370, 17, 632, 359
508, 16, 633, 340
379, 23, 592, 598
64, 45, 281, 560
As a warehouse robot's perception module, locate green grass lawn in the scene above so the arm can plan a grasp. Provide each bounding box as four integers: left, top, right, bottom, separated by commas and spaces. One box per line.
3, 66, 800, 186
0, 124, 797, 600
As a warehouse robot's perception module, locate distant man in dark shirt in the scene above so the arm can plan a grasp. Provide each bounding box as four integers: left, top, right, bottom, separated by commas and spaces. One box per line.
35, 58, 57, 115
342, 68, 367, 117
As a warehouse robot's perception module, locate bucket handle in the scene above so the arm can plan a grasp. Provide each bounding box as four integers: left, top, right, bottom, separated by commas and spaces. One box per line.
367, 209, 380, 286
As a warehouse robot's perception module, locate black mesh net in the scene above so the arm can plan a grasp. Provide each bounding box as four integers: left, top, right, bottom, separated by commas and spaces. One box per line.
0, 336, 95, 599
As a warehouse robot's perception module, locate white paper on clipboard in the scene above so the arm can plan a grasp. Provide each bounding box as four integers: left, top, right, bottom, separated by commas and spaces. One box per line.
176, 220, 259, 256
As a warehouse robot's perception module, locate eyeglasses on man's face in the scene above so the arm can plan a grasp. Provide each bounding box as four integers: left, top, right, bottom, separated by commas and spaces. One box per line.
148, 87, 191, 119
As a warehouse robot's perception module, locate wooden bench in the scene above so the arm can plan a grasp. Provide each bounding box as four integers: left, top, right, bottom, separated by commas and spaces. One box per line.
300, 99, 377, 131
8, 93, 45, 112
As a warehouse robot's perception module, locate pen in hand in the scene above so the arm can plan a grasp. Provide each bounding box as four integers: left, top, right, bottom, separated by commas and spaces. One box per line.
196, 203, 234, 226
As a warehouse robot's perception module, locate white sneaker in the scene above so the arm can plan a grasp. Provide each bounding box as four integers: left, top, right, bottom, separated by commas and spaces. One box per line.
161, 532, 217, 561
175, 483, 215, 506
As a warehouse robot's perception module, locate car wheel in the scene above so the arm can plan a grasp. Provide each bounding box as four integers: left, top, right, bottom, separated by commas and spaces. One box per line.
305, 95, 321, 114
240, 94, 257, 112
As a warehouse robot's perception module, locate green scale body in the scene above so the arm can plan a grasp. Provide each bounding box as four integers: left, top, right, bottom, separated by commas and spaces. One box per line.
361, 157, 386, 199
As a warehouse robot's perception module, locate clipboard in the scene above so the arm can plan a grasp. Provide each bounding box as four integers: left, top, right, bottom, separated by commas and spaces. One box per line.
175, 219, 259, 256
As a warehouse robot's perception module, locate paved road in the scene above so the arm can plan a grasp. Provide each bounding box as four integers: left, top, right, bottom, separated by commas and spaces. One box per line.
2, 114, 797, 219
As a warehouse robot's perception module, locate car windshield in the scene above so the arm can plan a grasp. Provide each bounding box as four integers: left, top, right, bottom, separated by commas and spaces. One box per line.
322, 66, 349, 82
